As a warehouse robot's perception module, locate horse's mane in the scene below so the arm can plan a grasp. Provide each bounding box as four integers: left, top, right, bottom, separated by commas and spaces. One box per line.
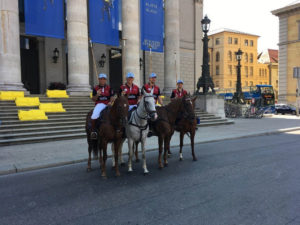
164, 97, 183, 113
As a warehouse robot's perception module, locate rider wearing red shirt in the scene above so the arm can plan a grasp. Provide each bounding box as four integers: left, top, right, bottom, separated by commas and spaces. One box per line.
119, 72, 140, 110
142, 73, 163, 105
90, 73, 114, 139
170, 80, 187, 99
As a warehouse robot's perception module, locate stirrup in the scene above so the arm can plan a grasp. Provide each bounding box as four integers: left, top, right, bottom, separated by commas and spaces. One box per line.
91, 131, 98, 140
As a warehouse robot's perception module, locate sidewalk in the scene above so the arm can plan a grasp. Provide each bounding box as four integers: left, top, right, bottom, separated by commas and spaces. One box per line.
1, 115, 300, 175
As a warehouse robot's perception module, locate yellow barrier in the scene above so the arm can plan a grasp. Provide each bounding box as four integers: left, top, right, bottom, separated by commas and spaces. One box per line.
0, 91, 24, 101
90, 92, 93, 99
18, 110, 48, 121
39, 103, 66, 112
15, 97, 40, 107
46, 90, 69, 98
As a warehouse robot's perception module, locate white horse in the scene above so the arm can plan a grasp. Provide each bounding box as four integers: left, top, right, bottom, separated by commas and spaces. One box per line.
126, 90, 157, 174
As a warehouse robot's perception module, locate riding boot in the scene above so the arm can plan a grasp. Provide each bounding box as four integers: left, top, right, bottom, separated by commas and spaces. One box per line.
90, 119, 98, 140
147, 120, 154, 137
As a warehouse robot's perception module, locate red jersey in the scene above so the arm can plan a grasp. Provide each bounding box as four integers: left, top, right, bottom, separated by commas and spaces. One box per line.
142, 83, 161, 103
93, 85, 114, 105
119, 83, 140, 105
170, 88, 187, 99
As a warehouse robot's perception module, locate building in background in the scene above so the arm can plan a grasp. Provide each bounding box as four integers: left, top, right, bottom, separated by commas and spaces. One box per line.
258, 49, 279, 101
272, 1, 300, 104
208, 29, 270, 94
0, 0, 204, 95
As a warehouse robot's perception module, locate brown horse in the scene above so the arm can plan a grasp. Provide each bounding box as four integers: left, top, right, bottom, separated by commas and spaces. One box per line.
173, 96, 197, 161
85, 95, 129, 177
152, 95, 194, 168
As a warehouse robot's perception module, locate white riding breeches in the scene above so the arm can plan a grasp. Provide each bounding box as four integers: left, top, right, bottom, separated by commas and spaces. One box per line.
129, 105, 137, 111
91, 103, 107, 119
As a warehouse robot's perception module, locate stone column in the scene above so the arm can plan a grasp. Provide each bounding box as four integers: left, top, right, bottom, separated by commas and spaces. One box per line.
122, 0, 140, 86
164, 0, 180, 94
66, 0, 91, 96
195, 0, 203, 93
0, 0, 25, 91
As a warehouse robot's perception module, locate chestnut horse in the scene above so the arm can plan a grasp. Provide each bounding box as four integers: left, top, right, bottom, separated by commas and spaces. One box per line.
85, 95, 129, 177
173, 96, 197, 161
152, 95, 194, 168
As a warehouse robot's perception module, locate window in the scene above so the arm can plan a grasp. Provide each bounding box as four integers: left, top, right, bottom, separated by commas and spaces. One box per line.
216, 38, 220, 45
244, 39, 248, 46
245, 81, 248, 87
259, 69, 262, 77
228, 51, 232, 61
234, 38, 238, 45
245, 66, 248, 77
216, 52, 220, 62
250, 81, 253, 86
250, 53, 253, 63
228, 37, 232, 44
276, 80, 278, 87
250, 40, 254, 46
265, 69, 267, 76
229, 80, 232, 87
244, 53, 248, 63
216, 66, 220, 75
228, 65, 232, 75
250, 67, 253, 76
216, 81, 219, 87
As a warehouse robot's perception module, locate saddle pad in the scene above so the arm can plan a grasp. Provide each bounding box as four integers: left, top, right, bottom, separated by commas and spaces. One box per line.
0, 91, 24, 101
46, 90, 69, 98
15, 97, 40, 107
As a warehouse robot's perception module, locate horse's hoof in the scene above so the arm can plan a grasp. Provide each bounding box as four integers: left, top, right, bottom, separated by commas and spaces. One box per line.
193, 157, 198, 161
164, 163, 168, 167
158, 165, 164, 170
121, 163, 126, 167
144, 172, 149, 176
111, 166, 116, 170
116, 172, 121, 177
101, 173, 107, 178
87, 167, 92, 172
135, 159, 140, 163
179, 158, 183, 161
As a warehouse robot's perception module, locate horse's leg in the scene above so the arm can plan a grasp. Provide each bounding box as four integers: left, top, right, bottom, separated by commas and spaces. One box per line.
111, 143, 115, 168
168, 131, 174, 157
190, 129, 197, 161
163, 136, 170, 167
127, 138, 134, 172
101, 141, 108, 178
114, 140, 121, 177
87, 142, 92, 172
179, 132, 184, 161
158, 136, 164, 169
120, 139, 126, 167
135, 142, 140, 163
141, 138, 149, 174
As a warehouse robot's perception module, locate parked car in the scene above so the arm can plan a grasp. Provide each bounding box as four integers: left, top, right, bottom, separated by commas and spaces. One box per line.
275, 104, 300, 115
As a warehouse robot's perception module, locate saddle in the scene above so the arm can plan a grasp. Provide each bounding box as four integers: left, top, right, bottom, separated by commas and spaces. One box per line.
88, 106, 111, 131
128, 106, 137, 121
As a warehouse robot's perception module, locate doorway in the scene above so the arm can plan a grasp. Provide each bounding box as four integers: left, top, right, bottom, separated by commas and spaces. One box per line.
20, 37, 40, 94
109, 48, 123, 92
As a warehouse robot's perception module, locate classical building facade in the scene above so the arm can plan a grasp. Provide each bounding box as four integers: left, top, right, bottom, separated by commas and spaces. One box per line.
0, 0, 204, 96
272, 1, 300, 104
208, 29, 270, 93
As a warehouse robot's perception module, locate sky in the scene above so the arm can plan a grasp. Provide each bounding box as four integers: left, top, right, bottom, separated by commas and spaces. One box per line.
203, 0, 298, 52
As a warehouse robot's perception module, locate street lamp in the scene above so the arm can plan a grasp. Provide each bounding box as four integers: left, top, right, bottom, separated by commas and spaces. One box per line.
98, 53, 106, 68
52, 48, 59, 63
196, 15, 215, 94
232, 48, 244, 104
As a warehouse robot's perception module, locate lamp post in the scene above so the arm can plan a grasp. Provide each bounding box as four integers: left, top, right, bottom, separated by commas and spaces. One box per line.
98, 53, 106, 68
233, 48, 244, 104
196, 15, 215, 94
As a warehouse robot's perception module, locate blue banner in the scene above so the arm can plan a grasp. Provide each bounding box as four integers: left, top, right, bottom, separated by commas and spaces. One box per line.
24, 0, 65, 39
140, 0, 164, 52
89, 0, 120, 46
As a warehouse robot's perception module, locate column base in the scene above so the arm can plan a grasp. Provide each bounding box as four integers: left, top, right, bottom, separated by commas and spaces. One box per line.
67, 84, 92, 96
0, 82, 28, 93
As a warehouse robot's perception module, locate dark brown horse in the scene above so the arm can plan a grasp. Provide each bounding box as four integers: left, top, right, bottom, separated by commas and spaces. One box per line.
85, 95, 129, 177
173, 96, 197, 161
152, 95, 194, 168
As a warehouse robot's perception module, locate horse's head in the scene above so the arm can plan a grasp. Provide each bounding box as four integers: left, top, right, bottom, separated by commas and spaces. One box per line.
181, 94, 196, 121
142, 89, 158, 121
113, 94, 129, 127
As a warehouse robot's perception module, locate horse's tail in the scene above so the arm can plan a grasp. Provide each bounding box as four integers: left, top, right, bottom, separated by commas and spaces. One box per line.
86, 110, 99, 156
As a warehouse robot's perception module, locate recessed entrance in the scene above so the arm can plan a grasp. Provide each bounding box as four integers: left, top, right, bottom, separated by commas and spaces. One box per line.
109, 48, 123, 92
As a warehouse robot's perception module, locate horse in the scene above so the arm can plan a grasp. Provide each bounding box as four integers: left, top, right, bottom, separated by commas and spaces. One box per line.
151, 95, 194, 168
173, 96, 197, 161
85, 95, 129, 178
126, 90, 157, 174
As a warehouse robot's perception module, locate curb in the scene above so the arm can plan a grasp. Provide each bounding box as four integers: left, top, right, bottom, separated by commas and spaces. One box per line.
1, 126, 300, 176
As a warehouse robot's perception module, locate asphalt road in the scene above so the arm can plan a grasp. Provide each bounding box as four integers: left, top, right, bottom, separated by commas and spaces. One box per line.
1, 132, 300, 225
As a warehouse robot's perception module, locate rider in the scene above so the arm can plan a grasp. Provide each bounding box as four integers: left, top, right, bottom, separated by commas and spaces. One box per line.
119, 72, 140, 111
90, 73, 114, 139
142, 73, 163, 106
170, 79, 187, 99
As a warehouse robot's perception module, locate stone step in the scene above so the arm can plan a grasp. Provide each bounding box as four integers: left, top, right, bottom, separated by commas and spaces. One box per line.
0, 124, 85, 135
0, 106, 93, 113
0, 120, 85, 129
0, 110, 91, 116
0, 113, 88, 120
197, 120, 234, 127
1, 117, 86, 125
0, 133, 87, 147
199, 118, 228, 123
0, 128, 85, 140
